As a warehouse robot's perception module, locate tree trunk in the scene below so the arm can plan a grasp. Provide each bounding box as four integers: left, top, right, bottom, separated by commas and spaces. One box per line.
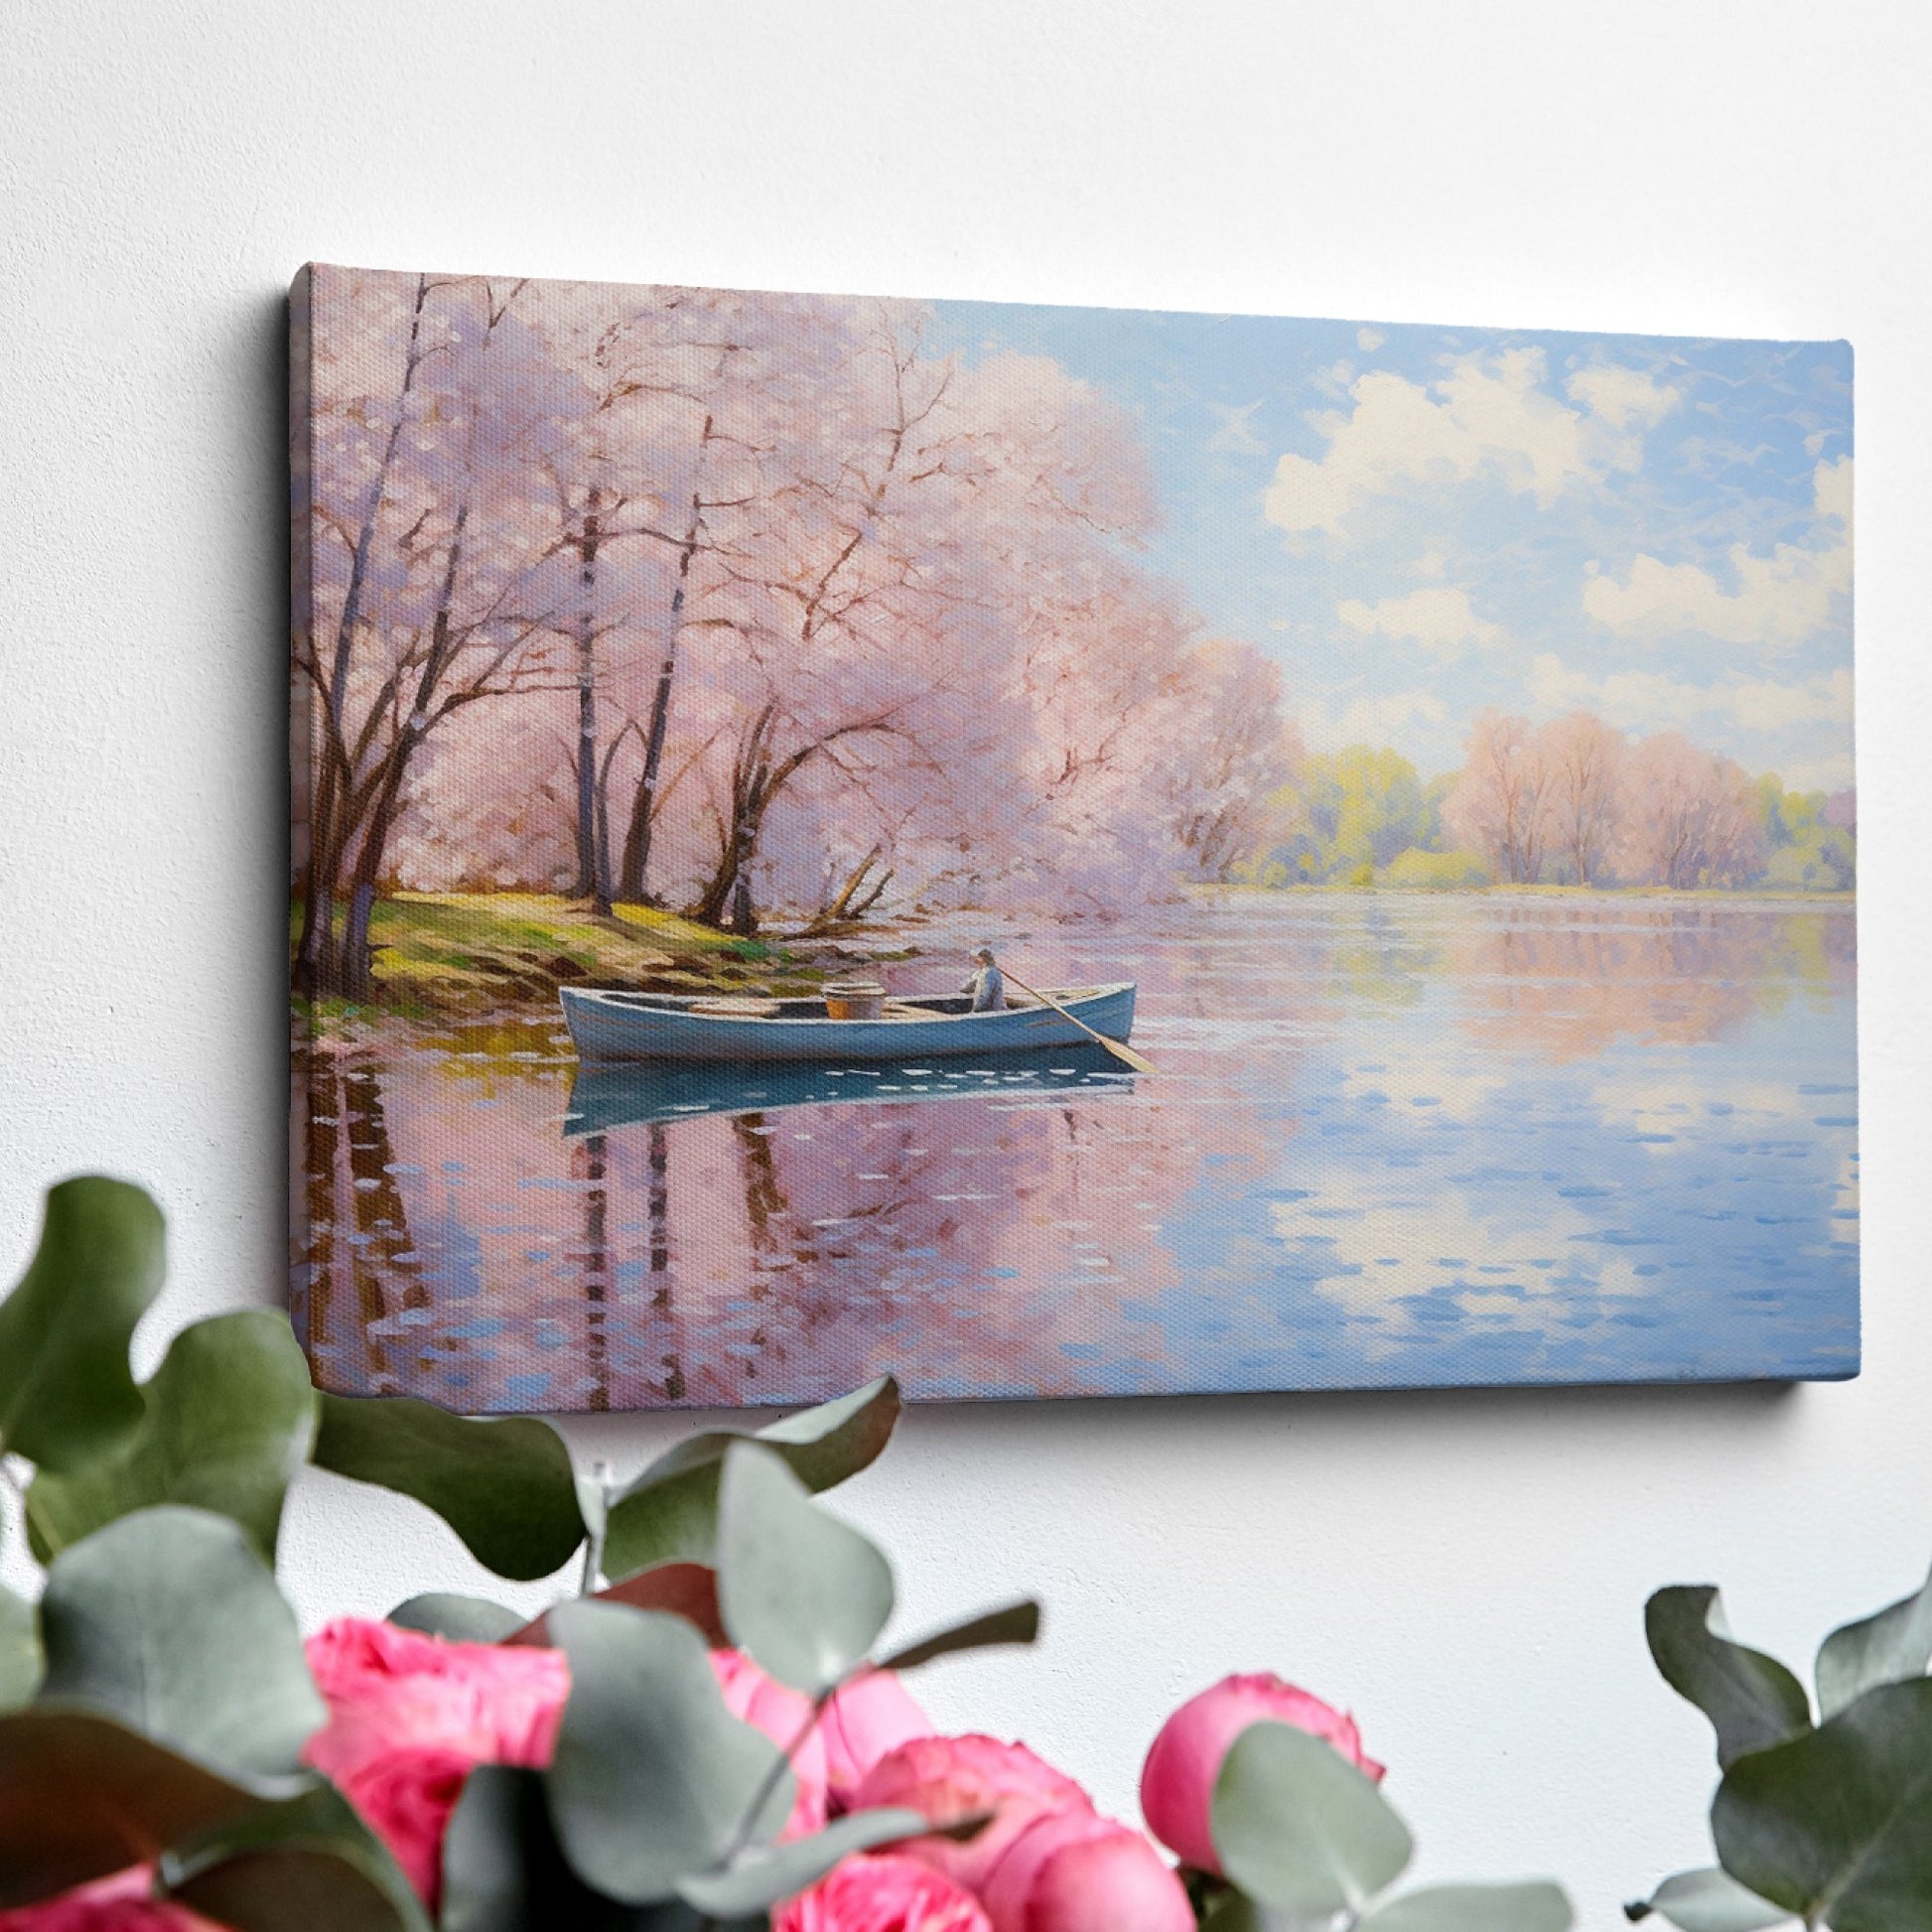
618, 435, 709, 906
571, 489, 609, 913
297, 275, 432, 999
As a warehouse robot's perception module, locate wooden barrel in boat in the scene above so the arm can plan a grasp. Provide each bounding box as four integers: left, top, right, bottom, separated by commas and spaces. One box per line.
823, 979, 888, 1020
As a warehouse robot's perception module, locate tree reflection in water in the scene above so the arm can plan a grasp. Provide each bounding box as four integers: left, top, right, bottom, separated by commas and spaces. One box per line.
293, 894, 1855, 1411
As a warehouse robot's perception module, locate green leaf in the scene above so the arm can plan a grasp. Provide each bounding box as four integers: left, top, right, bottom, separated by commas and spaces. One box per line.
1210, 1719, 1414, 1916
161, 1780, 432, 1932
876, 1599, 1039, 1673
677, 1806, 930, 1916
38, 1505, 325, 1780
544, 1600, 792, 1905
1361, 1880, 1573, 1932
0, 1706, 274, 1908
1645, 1587, 1812, 1769
0, 1584, 41, 1711
1816, 1560, 1932, 1721
1626, 1867, 1794, 1930
314, 1391, 585, 1581
444, 1768, 752, 1932
388, 1593, 527, 1643
1712, 1677, 1932, 1932
603, 1376, 898, 1580
507, 1564, 727, 1650
27, 1311, 318, 1564
1199, 1896, 1272, 1932
0, 1176, 165, 1471
717, 1442, 894, 1697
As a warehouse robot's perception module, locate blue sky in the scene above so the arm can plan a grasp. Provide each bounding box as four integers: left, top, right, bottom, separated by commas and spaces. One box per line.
928, 303, 1854, 791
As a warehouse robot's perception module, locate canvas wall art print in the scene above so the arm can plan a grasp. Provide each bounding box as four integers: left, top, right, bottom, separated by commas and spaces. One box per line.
289, 263, 1857, 1414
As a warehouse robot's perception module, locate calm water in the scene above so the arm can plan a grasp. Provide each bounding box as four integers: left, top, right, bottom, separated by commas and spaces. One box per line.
293, 892, 1858, 1411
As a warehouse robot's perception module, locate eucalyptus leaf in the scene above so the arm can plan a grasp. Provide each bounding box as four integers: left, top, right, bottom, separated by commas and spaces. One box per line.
677, 1806, 929, 1916
1210, 1719, 1413, 1916
314, 1392, 585, 1581
508, 1563, 726, 1650
1197, 1900, 1275, 1932
717, 1442, 894, 1696
0, 1176, 165, 1471
161, 1780, 431, 1932
545, 1600, 792, 1904
876, 1599, 1040, 1673
0, 1706, 275, 1908
1199, 1896, 1271, 1932
0, 1584, 41, 1711
1712, 1677, 1932, 1932
604, 1376, 898, 1580
387, 1593, 527, 1643
1361, 1880, 1573, 1932
27, 1311, 317, 1564
1816, 1560, 1932, 1721
1644, 1587, 1812, 1768
38, 1505, 324, 1780
1626, 1866, 1794, 1930
446, 1772, 758, 1932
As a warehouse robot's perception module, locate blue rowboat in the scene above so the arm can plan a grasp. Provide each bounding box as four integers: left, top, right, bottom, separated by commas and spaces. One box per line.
558, 982, 1138, 1065
564, 1041, 1134, 1134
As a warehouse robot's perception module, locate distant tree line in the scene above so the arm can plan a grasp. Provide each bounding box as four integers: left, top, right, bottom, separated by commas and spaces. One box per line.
1227, 709, 1854, 894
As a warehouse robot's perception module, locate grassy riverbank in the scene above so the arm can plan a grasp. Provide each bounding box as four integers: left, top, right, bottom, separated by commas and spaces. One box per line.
293, 892, 845, 1016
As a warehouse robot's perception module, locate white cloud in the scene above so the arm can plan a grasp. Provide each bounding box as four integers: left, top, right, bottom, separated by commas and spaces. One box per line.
1564, 363, 1681, 431
1337, 586, 1504, 658
1528, 652, 1853, 747
1582, 457, 1851, 650
1307, 688, 1452, 750
1356, 326, 1385, 352
1264, 347, 1679, 539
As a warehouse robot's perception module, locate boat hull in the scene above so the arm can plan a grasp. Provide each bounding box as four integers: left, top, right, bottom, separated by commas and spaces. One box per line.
558, 982, 1137, 1065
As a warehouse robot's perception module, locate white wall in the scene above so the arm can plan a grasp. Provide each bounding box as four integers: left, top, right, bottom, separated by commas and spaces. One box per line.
2, 4, 1927, 1924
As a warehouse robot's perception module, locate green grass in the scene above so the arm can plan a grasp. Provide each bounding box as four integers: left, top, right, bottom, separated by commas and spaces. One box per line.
293, 892, 824, 1013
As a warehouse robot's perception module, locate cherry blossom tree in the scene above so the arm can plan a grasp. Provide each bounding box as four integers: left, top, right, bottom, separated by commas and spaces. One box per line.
1443, 710, 1552, 884
1535, 710, 1624, 886
295, 269, 585, 995
1613, 731, 1764, 888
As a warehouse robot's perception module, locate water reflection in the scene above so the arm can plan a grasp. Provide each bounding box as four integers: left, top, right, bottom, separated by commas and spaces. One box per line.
294, 894, 1858, 1410
565, 1044, 1133, 1133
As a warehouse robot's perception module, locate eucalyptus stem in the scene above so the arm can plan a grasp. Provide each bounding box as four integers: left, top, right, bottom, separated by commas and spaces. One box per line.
577, 1458, 613, 1597
723, 1685, 835, 1864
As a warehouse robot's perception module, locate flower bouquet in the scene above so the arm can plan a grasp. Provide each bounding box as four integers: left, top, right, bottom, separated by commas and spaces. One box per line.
0, 1173, 1579, 1931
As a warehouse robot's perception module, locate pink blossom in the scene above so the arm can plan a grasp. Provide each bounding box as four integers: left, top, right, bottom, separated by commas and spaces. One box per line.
820, 1670, 935, 1812
774, 1853, 992, 1932
980, 1811, 1193, 1932
710, 1647, 830, 1838
0, 1867, 221, 1930
1140, 1673, 1385, 1875
300, 1617, 570, 1903
851, 1735, 1093, 1896
331, 1744, 476, 1904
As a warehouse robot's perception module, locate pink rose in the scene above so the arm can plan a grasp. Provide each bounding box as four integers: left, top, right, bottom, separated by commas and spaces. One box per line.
331, 1745, 475, 1904
980, 1812, 1193, 1932
0, 1867, 221, 1930
775, 1853, 991, 1931
1140, 1673, 1385, 1874
301, 1617, 570, 1903
820, 1669, 935, 1812
851, 1735, 1092, 1896
710, 1648, 830, 1839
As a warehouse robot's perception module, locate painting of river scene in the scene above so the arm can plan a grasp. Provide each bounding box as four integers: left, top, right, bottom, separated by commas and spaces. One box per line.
291, 266, 1856, 1411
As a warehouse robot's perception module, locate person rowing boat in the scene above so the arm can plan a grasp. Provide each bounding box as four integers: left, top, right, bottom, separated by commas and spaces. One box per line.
962, 946, 1007, 1013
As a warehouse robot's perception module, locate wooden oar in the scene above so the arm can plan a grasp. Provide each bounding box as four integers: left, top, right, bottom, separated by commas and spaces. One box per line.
1000, 968, 1157, 1075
